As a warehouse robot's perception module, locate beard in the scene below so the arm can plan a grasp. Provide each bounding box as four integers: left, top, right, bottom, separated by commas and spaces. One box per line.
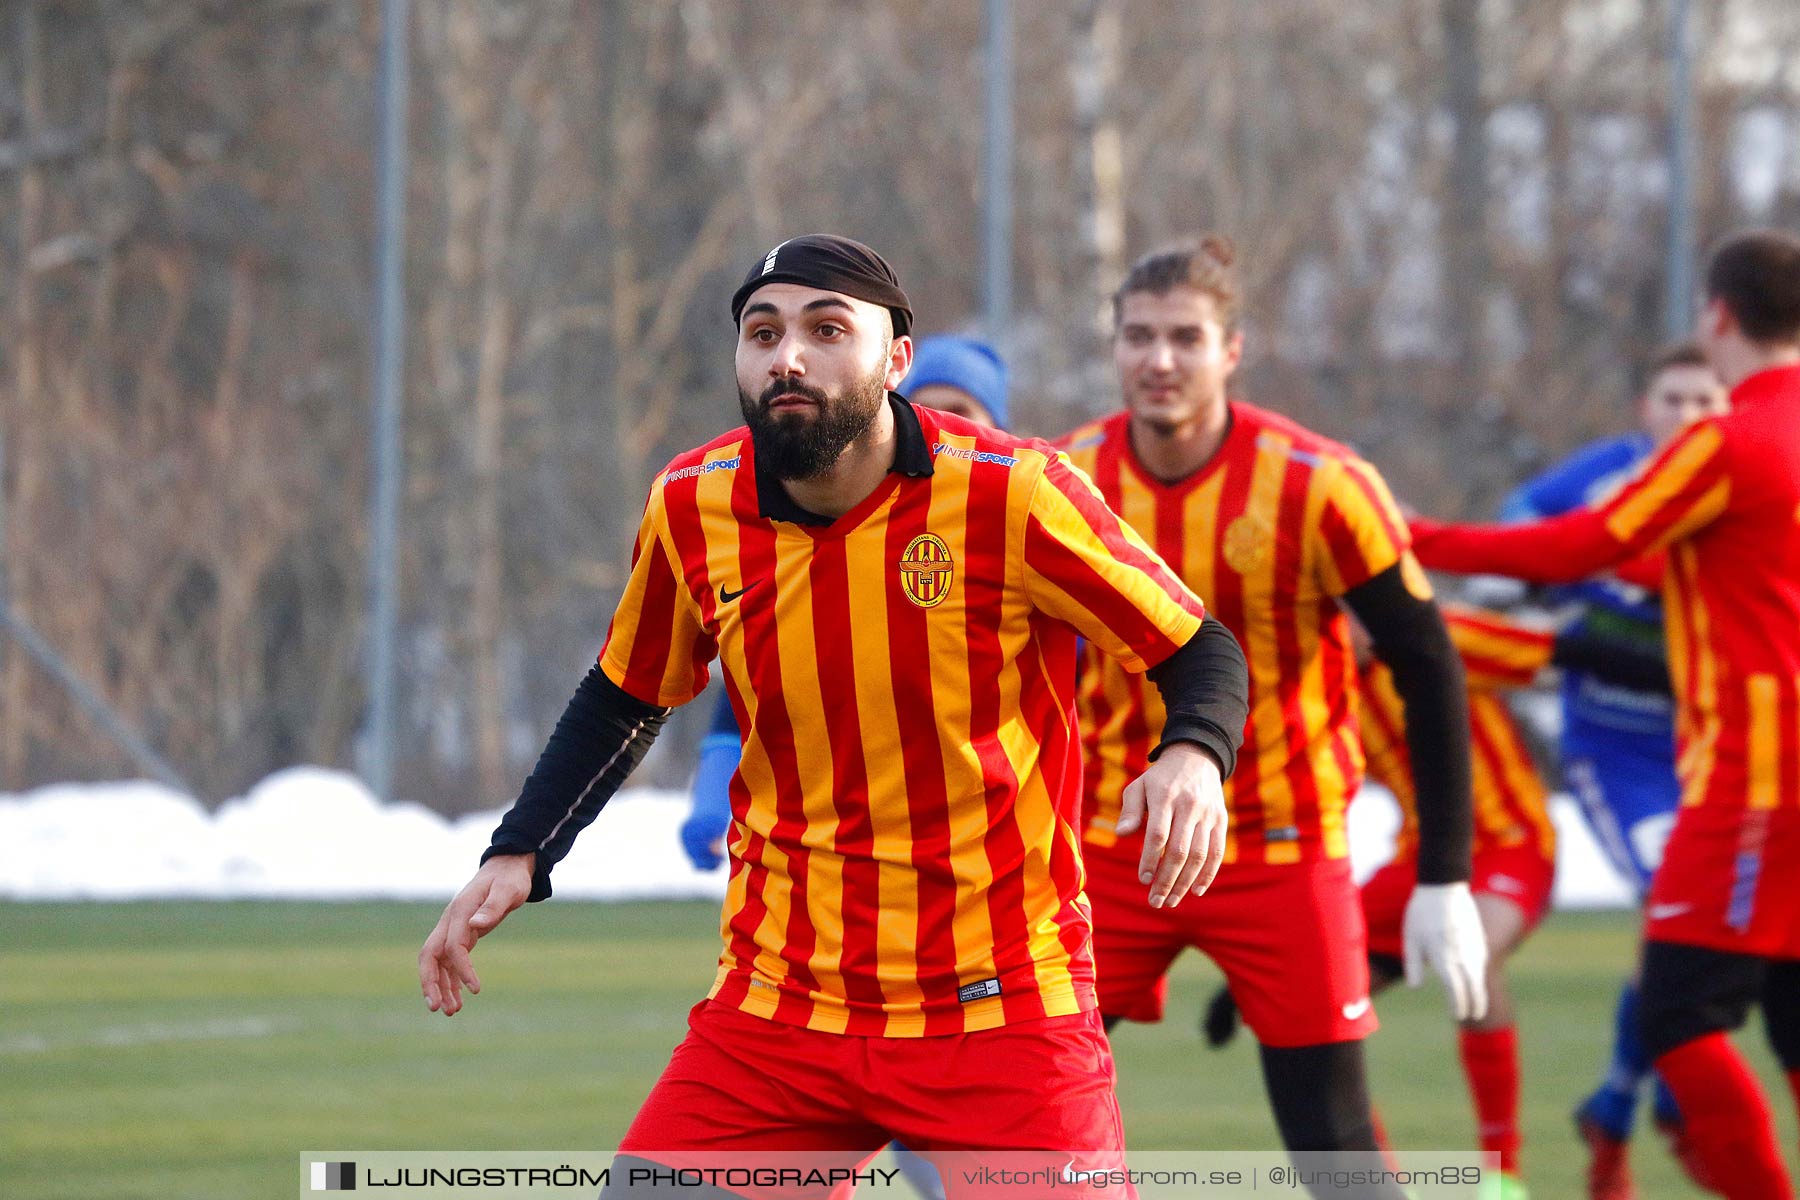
1127, 380, 1209, 436
1136, 411, 1190, 437
739, 364, 889, 480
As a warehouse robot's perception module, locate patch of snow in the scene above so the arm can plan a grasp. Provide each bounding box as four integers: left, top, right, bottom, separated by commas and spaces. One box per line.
1, 771, 1631, 907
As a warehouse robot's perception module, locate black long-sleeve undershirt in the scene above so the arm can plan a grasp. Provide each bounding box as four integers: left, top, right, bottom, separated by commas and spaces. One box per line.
1146, 614, 1250, 779
1342, 564, 1473, 885
481, 667, 671, 901
1552, 627, 1673, 695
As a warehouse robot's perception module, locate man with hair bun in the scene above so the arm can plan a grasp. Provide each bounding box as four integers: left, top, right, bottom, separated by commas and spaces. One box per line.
1060, 236, 1486, 1199
1411, 227, 1800, 1199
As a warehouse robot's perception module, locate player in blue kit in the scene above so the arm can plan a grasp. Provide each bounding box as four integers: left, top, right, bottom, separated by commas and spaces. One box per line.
1500, 341, 1727, 1199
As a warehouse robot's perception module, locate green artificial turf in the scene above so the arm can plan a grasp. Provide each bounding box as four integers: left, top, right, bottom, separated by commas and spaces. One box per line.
2, 902, 1792, 1197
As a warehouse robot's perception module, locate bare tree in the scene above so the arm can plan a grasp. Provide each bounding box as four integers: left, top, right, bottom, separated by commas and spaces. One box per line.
5, 0, 1800, 802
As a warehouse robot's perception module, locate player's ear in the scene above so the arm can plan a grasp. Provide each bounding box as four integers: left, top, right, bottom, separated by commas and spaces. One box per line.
1223, 328, 1246, 373
884, 334, 913, 392
1700, 295, 1735, 341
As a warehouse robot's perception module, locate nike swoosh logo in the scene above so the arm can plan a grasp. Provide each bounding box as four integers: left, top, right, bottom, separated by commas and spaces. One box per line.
718, 581, 762, 604
1341, 997, 1372, 1020
1647, 902, 1692, 921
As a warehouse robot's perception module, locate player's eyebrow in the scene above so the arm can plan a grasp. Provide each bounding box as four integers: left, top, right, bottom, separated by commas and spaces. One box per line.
741, 298, 857, 321
1121, 321, 1203, 335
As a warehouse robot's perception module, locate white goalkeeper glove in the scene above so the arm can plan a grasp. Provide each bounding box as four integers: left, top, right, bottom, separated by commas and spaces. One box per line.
1402, 881, 1489, 1022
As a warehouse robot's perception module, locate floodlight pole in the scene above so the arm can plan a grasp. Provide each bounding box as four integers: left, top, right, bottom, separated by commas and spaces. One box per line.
982, 0, 1014, 355
1665, 0, 1698, 340
366, 0, 409, 803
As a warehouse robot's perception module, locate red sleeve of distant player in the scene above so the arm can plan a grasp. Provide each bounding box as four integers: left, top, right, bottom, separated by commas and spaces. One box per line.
1443, 608, 1553, 690
1613, 550, 1667, 590
1022, 451, 1205, 673
596, 480, 715, 706
1411, 422, 1732, 584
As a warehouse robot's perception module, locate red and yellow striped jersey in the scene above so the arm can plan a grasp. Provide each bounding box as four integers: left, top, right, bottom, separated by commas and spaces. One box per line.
599, 400, 1205, 1036
1359, 609, 1556, 862
1060, 403, 1419, 865
1412, 364, 1800, 817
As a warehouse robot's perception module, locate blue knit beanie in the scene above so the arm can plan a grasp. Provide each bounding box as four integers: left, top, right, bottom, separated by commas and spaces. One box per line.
899, 335, 1010, 430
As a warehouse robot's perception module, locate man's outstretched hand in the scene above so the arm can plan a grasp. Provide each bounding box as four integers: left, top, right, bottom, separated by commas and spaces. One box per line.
1116, 743, 1228, 908
418, 853, 535, 1016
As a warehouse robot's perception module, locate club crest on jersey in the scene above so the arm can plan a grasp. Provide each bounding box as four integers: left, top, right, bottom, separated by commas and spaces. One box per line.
898, 533, 954, 608
1222, 514, 1275, 576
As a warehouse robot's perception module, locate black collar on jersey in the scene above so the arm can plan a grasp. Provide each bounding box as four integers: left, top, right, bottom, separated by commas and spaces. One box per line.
755, 392, 934, 526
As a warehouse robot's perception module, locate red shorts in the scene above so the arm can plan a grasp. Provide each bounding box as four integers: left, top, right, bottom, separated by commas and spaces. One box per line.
1360, 845, 1556, 960
617, 999, 1130, 1198
1645, 804, 1800, 958
1083, 845, 1377, 1047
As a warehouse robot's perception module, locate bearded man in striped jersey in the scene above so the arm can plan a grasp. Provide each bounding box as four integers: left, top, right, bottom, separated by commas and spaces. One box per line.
418, 234, 1249, 1197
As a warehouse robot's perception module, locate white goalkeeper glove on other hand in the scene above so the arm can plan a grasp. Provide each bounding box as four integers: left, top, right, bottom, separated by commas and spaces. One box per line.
1402, 880, 1489, 1022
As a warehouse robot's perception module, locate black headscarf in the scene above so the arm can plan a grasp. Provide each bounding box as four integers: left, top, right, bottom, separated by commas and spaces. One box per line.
730, 234, 913, 336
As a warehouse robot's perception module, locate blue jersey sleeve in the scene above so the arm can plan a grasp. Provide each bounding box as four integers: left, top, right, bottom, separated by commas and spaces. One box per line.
1500, 433, 1651, 522
679, 691, 742, 871
706, 690, 741, 737
1501, 432, 1662, 619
